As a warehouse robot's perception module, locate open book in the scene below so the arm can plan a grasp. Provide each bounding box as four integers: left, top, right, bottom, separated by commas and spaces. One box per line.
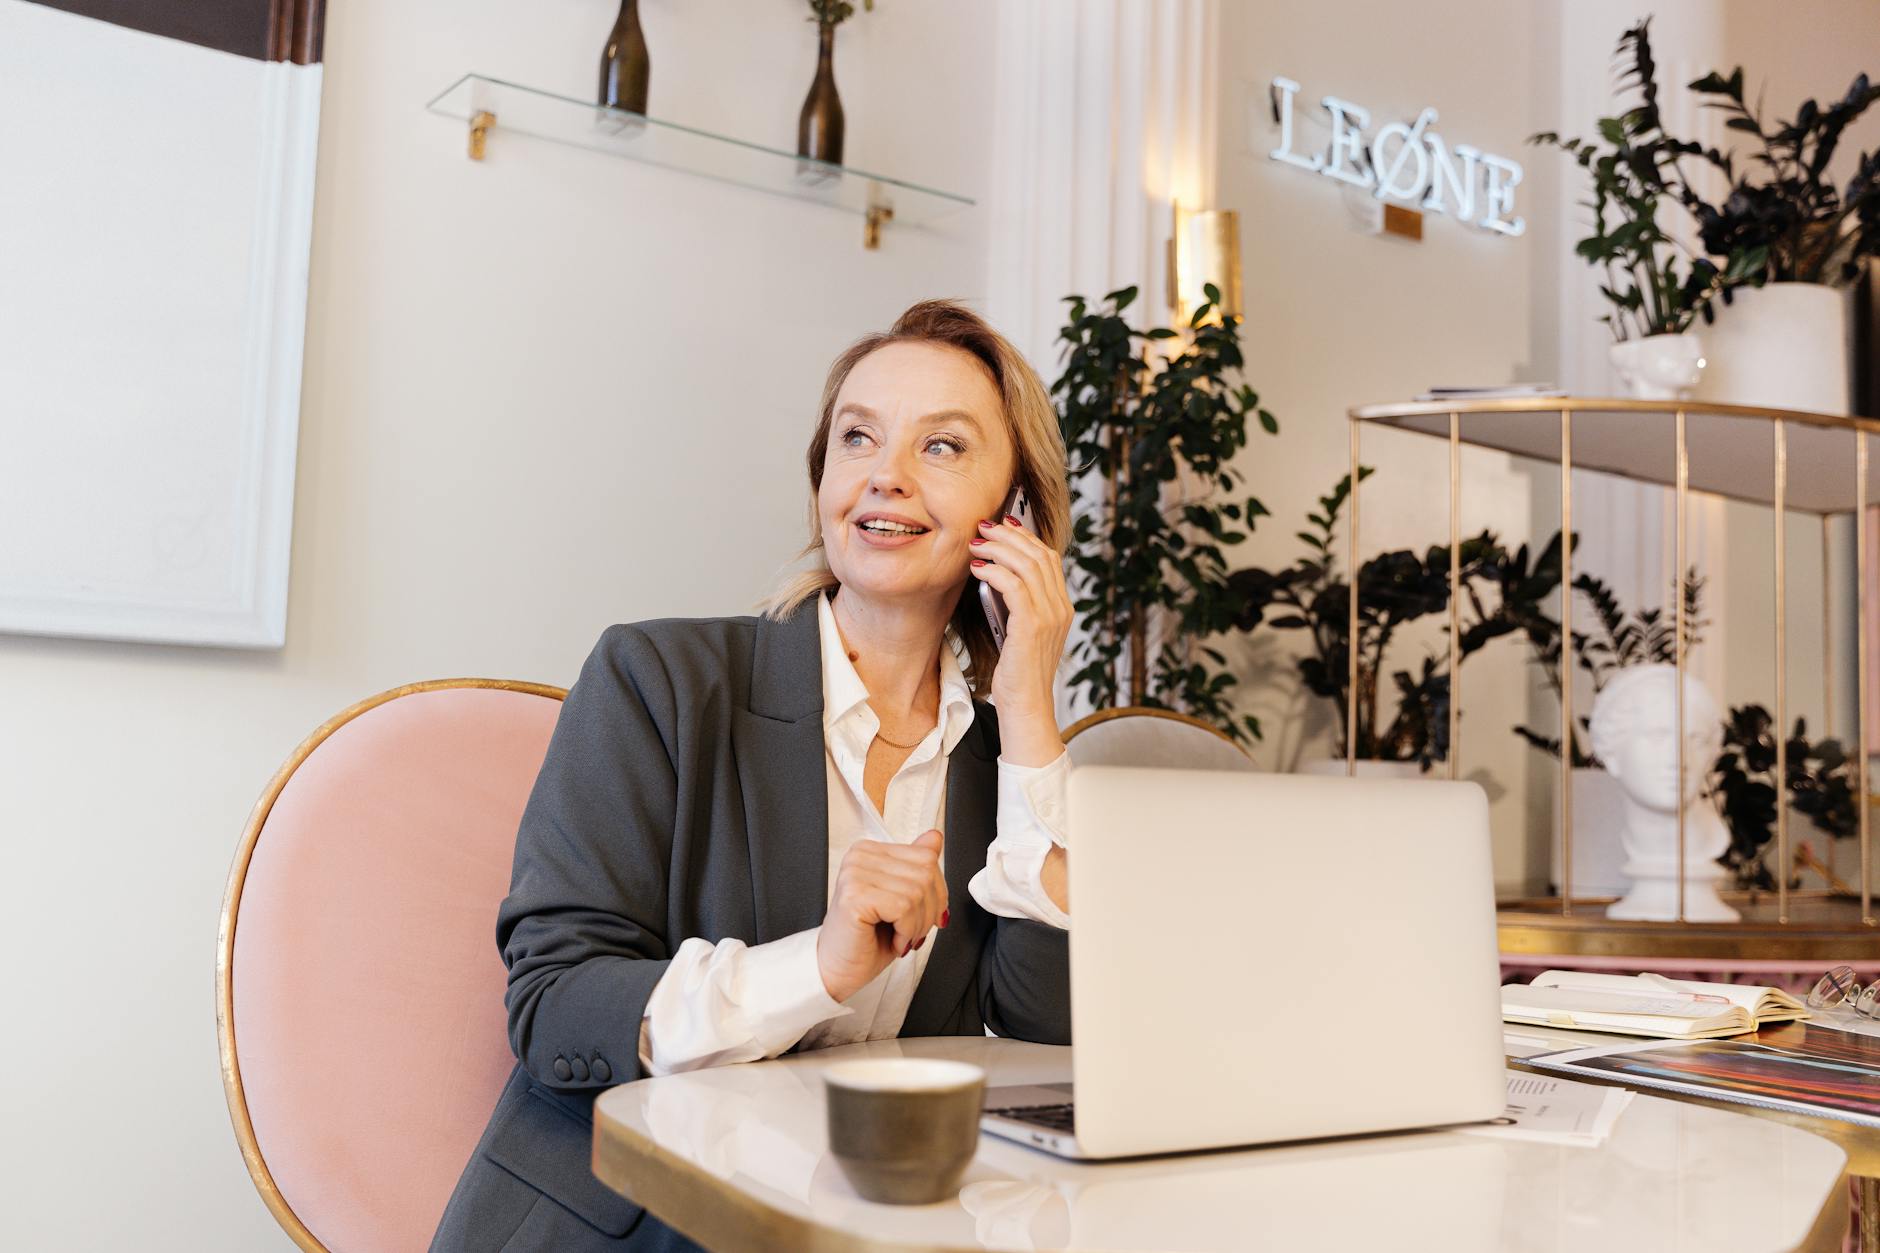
1501, 970, 1809, 1040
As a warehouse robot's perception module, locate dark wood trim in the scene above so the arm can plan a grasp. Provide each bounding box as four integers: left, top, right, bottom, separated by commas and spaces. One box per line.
24, 0, 323, 64
267, 0, 324, 66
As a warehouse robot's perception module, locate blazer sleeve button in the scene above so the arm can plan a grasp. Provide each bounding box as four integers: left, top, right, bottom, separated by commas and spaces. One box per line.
570, 1055, 591, 1081
591, 1055, 612, 1083
552, 1056, 574, 1082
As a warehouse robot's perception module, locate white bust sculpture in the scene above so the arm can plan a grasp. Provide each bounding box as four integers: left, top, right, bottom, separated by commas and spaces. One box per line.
1587, 663, 1740, 922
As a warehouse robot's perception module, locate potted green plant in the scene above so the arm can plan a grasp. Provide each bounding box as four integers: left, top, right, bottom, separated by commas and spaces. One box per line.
1056, 284, 1277, 746
1227, 469, 1509, 775
1679, 59, 1880, 412
1530, 20, 1727, 398
1712, 707, 1862, 891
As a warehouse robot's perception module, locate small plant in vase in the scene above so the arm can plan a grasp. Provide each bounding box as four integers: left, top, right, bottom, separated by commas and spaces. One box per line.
799, 0, 875, 169
1530, 20, 1726, 398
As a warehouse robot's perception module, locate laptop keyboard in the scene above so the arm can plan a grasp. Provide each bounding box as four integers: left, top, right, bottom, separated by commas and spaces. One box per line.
986, 1102, 1076, 1133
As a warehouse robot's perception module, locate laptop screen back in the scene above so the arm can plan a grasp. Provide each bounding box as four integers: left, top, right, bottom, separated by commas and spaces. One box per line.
1065, 766, 1507, 1158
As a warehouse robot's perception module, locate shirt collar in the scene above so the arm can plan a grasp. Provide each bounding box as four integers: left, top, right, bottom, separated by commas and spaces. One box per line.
817, 591, 975, 755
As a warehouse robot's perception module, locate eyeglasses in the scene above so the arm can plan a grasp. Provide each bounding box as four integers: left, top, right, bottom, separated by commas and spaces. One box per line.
1809, 966, 1880, 1018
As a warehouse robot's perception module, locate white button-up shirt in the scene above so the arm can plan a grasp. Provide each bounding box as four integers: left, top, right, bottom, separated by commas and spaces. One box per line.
636, 592, 1070, 1076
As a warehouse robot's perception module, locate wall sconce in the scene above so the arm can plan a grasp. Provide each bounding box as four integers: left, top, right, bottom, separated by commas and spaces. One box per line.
1167, 202, 1243, 327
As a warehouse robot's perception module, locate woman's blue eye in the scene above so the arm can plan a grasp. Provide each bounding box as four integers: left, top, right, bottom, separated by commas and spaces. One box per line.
927, 436, 965, 455
840, 427, 869, 447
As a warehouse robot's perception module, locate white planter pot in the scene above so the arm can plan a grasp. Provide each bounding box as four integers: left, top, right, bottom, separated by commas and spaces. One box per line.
1296, 758, 1428, 780
1691, 282, 1851, 415
1548, 767, 1630, 899
1609, 332, 1705, 399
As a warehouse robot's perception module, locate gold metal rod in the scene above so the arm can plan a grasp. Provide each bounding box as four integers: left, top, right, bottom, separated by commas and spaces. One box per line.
1776, 420, 1790, 926
1348, 417, 1360, 776
1561, 409, 1573, 918
1676, 409, 1688, 924
1861, 436, 1873, 925
1449, 411, 1462, 782
1825, 515, 1836, 740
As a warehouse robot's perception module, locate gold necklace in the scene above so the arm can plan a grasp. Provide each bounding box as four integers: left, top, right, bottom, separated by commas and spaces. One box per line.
874, 725, 933, 750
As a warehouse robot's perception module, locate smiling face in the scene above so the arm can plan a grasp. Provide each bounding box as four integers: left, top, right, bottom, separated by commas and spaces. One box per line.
816, 340, 1017, 613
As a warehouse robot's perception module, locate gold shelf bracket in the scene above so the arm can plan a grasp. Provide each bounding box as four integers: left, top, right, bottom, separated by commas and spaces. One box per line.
864, 202, 894, 250
469, 110, 496, 162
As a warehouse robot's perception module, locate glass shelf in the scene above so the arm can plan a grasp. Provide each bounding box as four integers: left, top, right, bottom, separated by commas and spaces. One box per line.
425, 74, 974, 247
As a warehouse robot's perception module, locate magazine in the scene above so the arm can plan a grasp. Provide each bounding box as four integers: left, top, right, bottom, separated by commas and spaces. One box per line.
1525, 1022, 1880, 1129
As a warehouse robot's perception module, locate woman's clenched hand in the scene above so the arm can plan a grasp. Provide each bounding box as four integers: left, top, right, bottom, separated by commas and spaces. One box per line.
817, 828, 949, 1003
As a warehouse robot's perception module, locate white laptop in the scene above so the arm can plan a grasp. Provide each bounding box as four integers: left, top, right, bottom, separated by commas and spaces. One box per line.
980, 766, 1507, 1160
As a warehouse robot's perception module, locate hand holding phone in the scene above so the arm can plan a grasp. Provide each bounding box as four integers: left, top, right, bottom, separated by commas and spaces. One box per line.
977, 484, 1037, 651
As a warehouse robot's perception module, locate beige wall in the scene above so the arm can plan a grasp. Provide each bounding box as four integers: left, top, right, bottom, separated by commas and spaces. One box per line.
0, 0, 995, 1246
1214, 0, 1544, 886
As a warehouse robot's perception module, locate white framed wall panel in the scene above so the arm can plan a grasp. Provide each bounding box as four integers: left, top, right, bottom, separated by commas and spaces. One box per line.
0, 1, 321, 647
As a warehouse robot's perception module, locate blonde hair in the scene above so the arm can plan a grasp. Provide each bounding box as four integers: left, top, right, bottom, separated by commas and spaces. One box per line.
758, 299, 1070, 697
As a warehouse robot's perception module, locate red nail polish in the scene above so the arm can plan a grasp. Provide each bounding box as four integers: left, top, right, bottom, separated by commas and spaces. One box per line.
941, 909, 950, 928
971, 558, 988, 567
914, 936, 926, 951
980, 518, 998, 528
970, 536, 988, 545
1004, 514, 1021, 526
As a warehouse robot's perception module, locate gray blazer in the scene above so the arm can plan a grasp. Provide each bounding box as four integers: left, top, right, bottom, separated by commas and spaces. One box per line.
431, 601, 1072, 1253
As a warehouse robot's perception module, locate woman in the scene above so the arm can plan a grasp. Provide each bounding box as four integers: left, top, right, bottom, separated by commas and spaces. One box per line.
431, 300, 1077, 1252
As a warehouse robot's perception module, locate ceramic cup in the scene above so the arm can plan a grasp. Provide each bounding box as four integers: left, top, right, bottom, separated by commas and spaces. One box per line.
823, 1058, 987, 1204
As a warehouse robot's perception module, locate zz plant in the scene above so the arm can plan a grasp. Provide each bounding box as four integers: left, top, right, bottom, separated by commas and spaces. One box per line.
1530, 20, 1728, 340
1228, 469, 1509, 769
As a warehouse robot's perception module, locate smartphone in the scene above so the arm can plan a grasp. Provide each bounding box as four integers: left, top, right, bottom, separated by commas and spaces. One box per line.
977, 484, 1037, 651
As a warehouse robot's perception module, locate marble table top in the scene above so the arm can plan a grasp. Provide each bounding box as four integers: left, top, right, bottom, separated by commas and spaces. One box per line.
592, 1035, 1849, 1252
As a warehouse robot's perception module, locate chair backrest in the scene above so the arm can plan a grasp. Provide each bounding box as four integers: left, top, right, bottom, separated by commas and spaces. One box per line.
217, 679, 565, 1253
1061, 707, 1257, 772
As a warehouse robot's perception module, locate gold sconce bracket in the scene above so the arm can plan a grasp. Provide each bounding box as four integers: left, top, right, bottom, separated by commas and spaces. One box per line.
1167, 201, 1244, 325
864, 202, 894, 250
469, 110, 496, 162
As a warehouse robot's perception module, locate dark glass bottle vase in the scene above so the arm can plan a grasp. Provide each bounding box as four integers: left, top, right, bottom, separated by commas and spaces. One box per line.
797, 24, 845, 172
599, 0, 650, 117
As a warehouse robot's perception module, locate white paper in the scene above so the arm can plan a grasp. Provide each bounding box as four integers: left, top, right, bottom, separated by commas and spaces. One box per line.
1460, 1070, 1633, 1147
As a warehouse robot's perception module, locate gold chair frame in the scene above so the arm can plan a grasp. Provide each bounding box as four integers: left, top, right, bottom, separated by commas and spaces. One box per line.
1061, 705, 1253, 762
215, 678, 565, 1253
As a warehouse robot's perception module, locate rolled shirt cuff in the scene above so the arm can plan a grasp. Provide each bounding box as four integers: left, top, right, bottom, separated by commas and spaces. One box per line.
638, 926, 852, 1076
968, 751, 1071, 929
995, 750, 1070, 847
743, 926, 852, 1056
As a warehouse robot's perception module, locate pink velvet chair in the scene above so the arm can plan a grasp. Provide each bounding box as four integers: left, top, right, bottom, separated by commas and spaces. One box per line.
217, 679, 566, 1253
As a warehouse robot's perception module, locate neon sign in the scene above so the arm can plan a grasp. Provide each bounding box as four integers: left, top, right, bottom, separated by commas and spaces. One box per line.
1268, 77, 1525, 237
